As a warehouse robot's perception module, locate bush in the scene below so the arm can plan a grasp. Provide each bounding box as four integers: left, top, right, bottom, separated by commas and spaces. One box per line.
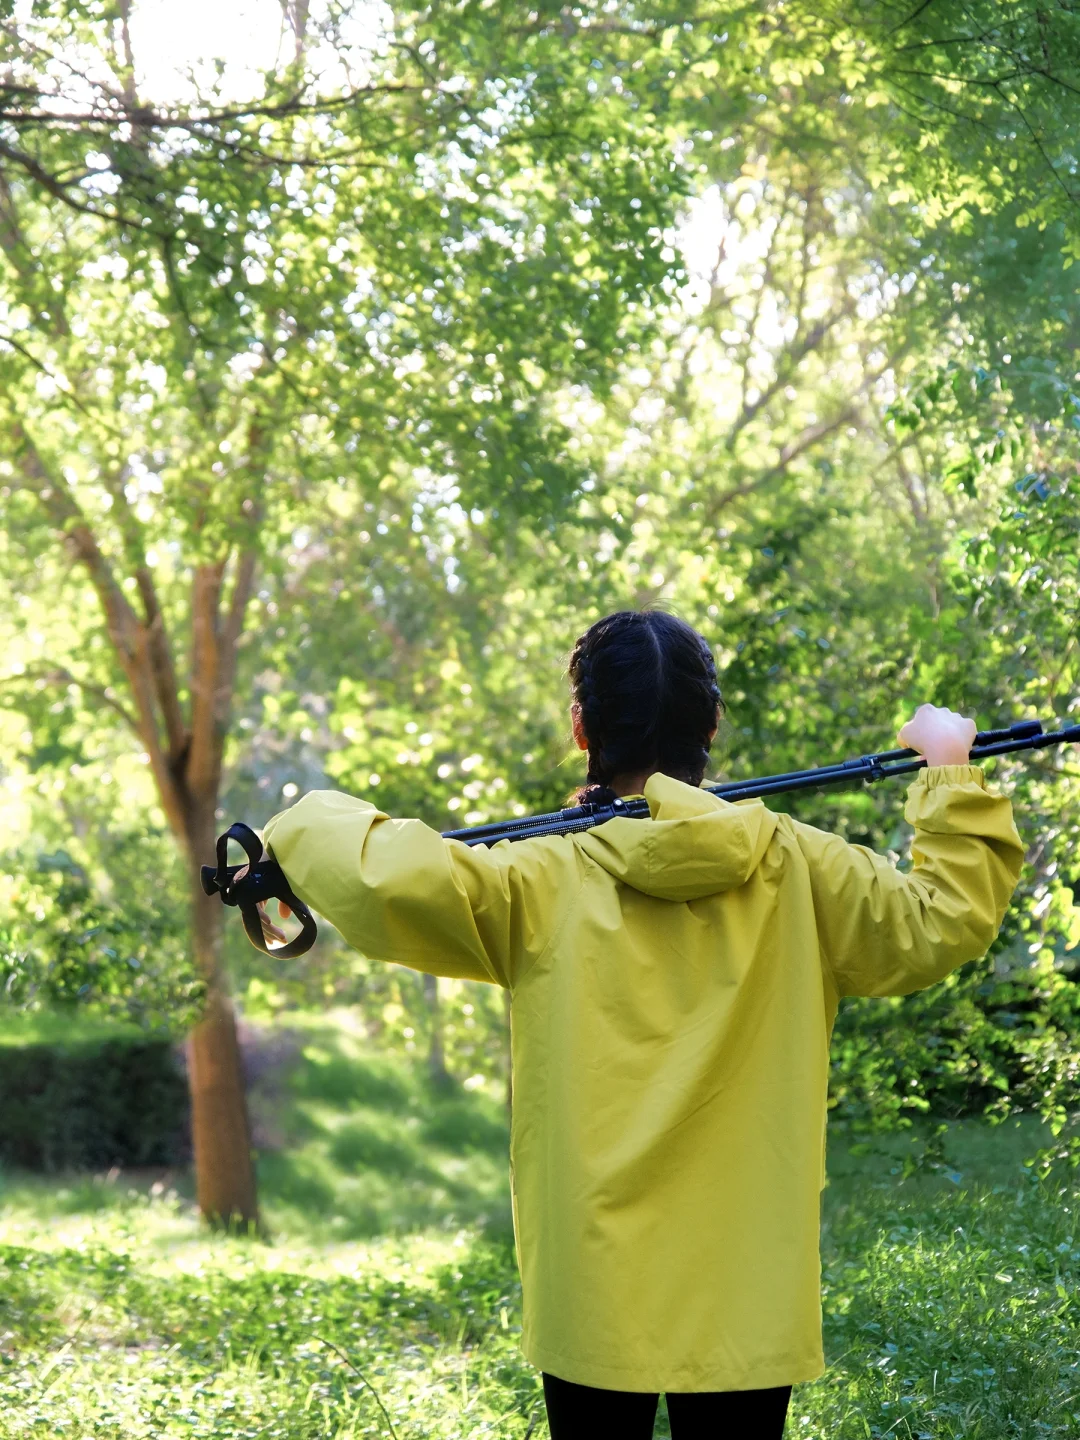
0, 1034, 189, 1172
828, 951, 1080, 1134
0, 844, 202, 1031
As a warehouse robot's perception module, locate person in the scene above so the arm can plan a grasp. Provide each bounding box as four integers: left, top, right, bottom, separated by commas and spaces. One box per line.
257, 609, 1024, 1439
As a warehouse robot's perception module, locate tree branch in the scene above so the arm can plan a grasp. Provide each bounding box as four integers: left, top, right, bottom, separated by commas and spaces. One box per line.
12, 661, 140, 733
724, 299, 855, 452
96, 465, 188, 763
991, 80, 1080, 211
794, 185, 817, 342
0, 330, 102, 423
0, 137, 147, 227
735, 196, 786, 423
885, 75, 1001, 133
137, 568, 189, 764
0, 80, 430, 131
893, 26, 1006, 53
186, 559, 227, 801
702, 407, 857, 523
888, 0, 940, 35
0, 170, 31, 277
697, 334, 913, 526
218, 545, 258, 712
11, 426, 188, 835
893, 449, 929, 526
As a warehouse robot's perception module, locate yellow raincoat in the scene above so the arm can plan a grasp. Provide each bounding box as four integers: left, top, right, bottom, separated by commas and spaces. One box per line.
263, 764, 1024, 1393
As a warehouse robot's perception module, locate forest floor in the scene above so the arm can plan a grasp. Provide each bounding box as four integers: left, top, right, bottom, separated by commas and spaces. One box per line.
0, 1010, 1078, 1439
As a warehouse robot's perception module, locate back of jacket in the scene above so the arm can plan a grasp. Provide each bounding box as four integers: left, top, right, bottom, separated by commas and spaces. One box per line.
264, 764, 1024, 1393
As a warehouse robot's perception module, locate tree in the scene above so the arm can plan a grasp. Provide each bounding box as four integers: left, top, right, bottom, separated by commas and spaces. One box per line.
0, 0, 688, 1221
299, 2, 1080, 1143
5, 0, 1080, 1199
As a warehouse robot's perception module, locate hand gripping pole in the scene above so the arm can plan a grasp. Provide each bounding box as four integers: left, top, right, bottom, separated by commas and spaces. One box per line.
200, 822, 318, 960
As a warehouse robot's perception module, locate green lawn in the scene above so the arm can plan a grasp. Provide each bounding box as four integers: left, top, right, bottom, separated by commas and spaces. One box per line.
0, 1012, 1077, 1438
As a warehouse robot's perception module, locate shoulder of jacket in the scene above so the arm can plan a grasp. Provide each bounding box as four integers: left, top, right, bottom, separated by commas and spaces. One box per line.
763, 811, 832, 868
490, 831, 593, 878
767, 811, 804, 844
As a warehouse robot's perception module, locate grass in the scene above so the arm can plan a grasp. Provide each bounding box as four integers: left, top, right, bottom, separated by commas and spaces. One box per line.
0, 1012, 1078, 1438
251, 1012, 512, 1242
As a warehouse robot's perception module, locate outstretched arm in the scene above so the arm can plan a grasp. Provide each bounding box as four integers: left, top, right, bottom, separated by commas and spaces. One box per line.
260, 789, 577, 988
794, 705, 1026, 998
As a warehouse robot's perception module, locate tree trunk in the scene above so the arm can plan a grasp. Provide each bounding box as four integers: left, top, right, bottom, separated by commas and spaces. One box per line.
423, 971, 451, 1090
186, 824, 259, 1229
17, 429, 261, 1226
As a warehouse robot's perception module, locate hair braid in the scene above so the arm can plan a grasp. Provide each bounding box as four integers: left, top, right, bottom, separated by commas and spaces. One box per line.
568, 610, 725, 800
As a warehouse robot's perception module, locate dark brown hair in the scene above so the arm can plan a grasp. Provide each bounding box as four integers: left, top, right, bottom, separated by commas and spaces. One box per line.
568, 610, 724, 798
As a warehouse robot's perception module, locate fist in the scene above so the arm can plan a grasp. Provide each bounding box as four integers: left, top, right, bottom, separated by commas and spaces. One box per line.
897, 703, 977, 767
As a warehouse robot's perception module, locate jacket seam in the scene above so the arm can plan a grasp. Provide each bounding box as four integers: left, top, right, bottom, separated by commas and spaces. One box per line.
510, 852, 589, 993
776, 813, 845, 998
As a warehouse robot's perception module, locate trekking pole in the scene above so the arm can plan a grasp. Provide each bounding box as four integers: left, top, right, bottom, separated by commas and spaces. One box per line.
205, 717, 1079, 957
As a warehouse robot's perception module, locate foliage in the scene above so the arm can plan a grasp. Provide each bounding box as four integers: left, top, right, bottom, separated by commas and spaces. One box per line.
829, 953, 1080, 1132
0, 835, 201, 1029
0, 0, 709, 1216
2, 0, 1080, 1154
254, 1013, 512, 1239
0, 0, 695, 890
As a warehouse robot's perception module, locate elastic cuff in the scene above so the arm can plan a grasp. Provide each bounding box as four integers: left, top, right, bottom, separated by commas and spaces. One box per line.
911, 763, 986, 789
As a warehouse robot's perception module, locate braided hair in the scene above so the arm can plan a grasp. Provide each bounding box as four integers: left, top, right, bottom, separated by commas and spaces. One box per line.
568, 610, 725, 802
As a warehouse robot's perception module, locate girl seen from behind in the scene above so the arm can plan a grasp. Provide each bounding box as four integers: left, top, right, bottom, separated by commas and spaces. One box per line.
260, 609, 1024, 1438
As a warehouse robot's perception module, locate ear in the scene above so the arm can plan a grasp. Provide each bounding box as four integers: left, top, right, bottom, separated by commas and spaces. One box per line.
570, 702, 589, 751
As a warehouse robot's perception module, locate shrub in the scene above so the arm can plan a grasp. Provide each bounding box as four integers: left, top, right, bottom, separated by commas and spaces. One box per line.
0, 1035, 189, 1172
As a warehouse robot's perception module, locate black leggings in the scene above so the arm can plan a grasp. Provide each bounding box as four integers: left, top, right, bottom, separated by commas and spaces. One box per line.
542, 1372, 792, 1438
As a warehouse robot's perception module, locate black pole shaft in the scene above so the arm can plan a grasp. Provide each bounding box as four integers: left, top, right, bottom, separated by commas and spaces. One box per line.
444, 719, 1080, 847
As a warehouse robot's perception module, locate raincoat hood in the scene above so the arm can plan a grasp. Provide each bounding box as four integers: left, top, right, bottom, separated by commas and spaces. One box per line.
575, 771, 780, 902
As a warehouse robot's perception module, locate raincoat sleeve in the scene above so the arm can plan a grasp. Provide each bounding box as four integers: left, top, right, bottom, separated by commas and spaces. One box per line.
792, 764, 1025, 998
261, 790, 572, 988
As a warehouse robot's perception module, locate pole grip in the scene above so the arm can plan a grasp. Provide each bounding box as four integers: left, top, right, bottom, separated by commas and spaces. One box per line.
203, 823, 319, 958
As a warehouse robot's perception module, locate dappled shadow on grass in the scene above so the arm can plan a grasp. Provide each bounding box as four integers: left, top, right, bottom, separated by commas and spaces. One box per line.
0, 1225, 544, 1436
330, 1114, 442, 1177
824, 1112, 1055, 1206
288, 1040, 415, 1114
0, 1165, 195, 1222
256, 1018, 513, 1242
420, 1100, 511, 1157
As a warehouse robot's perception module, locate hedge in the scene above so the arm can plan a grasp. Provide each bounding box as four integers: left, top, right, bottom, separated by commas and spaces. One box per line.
0, 1034, 189, 1172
